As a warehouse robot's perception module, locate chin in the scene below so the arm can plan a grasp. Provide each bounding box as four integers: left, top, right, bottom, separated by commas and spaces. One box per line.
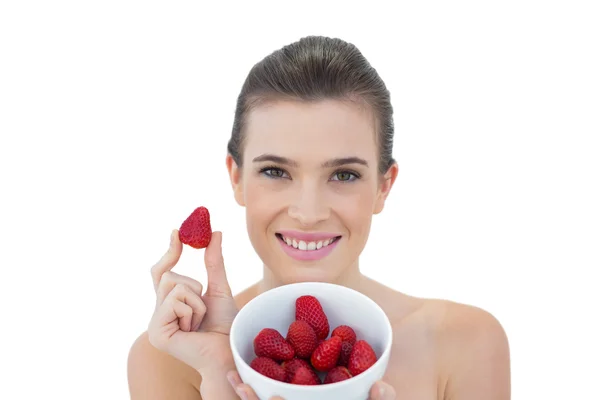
271, 259, 343, 285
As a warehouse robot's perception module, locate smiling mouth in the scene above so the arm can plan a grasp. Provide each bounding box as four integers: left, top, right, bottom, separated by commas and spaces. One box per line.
275, 233, 342, 251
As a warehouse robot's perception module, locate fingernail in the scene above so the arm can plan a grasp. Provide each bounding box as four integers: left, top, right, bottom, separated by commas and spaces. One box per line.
378, 383, 386, 398
226, 373, 235, 388
170, 231, 175, 246
236, 386, 248, 400
226, 371, 239, 388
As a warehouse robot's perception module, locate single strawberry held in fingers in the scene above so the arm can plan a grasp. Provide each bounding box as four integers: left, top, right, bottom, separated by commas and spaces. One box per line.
250, 357, 286, 382
179, 206, 212, 249
286, 320, 319, 359
253, 328, 295, 361
296, 295, 330, 340
348, 340, 378, 376
311, 335, 342, 372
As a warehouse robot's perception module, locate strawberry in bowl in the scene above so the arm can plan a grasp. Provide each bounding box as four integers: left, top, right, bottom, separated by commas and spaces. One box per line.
229, 282, 393, 400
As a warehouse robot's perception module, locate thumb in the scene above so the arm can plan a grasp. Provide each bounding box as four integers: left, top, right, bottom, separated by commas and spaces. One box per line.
370, 380, 396, 400
203, 231, 233, 298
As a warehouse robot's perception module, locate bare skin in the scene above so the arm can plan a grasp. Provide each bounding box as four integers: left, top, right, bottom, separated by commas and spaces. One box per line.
128, 99, 510, 399
129, 276, 509, 399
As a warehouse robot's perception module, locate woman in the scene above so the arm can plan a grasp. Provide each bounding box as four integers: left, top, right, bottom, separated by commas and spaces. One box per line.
128, 36, 510, 400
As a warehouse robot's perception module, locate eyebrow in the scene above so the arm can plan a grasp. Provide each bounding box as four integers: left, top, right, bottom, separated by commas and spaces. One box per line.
252, 154, 369, 168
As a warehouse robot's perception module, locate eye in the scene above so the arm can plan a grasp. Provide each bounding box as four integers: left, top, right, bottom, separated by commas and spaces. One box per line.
331, 170, 359, 182
260, 166, 290, 179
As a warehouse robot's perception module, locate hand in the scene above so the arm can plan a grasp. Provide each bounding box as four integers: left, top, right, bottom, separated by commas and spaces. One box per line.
147, 230, 239, 375
226, 370, 397, 400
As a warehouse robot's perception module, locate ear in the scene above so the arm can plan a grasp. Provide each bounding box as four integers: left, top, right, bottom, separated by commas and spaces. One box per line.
226, 154, 245, 207
373, 162, 398, 214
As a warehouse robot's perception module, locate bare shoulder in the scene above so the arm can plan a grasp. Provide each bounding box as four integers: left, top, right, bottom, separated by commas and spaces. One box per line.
434, 299, 508, 341
422, 299, 511, 399
127, 331, 202, 399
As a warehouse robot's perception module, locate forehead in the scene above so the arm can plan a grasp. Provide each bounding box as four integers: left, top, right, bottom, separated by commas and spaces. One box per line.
243, 99, 377, 162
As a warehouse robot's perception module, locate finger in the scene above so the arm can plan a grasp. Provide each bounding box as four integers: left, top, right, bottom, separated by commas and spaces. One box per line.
151, 230, 183, 290
163, 283, 207, 332
234, 384, 260, 400
226, 371, 248, 399
156, 271, 204, 306
173, 283, 207, 331
227, 372, 284, 400
226, 370, 242, 389
369, 380, 396, 400
204, 231, 233, 298
148, 298, 192, 351
154, 295, 193, 333
173, 298, 193, 332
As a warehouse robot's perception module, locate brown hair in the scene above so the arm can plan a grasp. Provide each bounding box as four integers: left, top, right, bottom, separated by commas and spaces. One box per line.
227, 35, 395, 174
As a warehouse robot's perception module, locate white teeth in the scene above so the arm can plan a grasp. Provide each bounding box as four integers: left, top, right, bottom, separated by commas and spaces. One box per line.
280, 235, 338, 251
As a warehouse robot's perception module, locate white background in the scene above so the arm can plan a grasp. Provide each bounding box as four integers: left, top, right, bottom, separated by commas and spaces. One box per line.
1, 0, 598, 399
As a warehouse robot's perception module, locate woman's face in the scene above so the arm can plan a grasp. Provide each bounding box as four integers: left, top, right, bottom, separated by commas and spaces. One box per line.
227, 99, 397, 284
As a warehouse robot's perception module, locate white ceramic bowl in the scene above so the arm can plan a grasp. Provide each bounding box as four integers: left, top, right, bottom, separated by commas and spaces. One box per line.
229, 282, 393, 400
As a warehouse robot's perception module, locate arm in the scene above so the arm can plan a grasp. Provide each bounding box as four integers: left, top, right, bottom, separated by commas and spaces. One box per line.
128, 331, 240, 400
443, 306, 511, 400
128, 332, 203, 400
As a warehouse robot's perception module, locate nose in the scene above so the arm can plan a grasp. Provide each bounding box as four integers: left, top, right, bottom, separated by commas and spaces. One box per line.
287, 187, 330, 226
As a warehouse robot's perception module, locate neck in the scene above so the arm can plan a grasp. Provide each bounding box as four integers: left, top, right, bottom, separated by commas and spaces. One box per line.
259, 260, 368, 293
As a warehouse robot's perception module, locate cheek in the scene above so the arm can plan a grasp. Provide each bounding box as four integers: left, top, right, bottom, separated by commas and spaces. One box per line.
243, 178, 280, 228
330, 185, 376, 233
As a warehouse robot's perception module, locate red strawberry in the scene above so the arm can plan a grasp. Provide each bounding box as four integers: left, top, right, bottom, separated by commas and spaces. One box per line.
296, 295, 330, 340
290, 366, 321, 385
282, 358, 316, 382
179, 207, 212, 249
332, 325, 357, 344
348, 340, 377, 376
253, 328, 295, 361
311, 335, 342, 372
324, 366, 353, 384
250, 357, 286, 382
338, 340, 353, 367
286, 320, 318, 359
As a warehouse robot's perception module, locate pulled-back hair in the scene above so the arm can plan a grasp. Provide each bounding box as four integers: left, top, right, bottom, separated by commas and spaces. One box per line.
227, 35, 395, 174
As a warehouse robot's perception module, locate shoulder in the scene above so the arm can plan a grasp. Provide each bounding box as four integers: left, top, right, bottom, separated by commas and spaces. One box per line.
436, 300, 510, 367
437, 300, 508, 341
127, 331, 202, 399
425, 300, 511, 399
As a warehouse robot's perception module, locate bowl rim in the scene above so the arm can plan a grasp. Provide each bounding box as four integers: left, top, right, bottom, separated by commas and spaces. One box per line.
229, 281, 393, 391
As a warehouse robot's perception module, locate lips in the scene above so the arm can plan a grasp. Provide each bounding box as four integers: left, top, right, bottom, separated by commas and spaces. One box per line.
276, 233, 340, 251
275, 231, 342, 262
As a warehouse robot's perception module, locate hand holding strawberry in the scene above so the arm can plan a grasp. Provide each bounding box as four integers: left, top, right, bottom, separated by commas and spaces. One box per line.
147, 207, 240, 399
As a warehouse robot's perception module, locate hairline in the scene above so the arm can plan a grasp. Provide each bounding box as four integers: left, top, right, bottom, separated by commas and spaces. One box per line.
235, 94, 382, 171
